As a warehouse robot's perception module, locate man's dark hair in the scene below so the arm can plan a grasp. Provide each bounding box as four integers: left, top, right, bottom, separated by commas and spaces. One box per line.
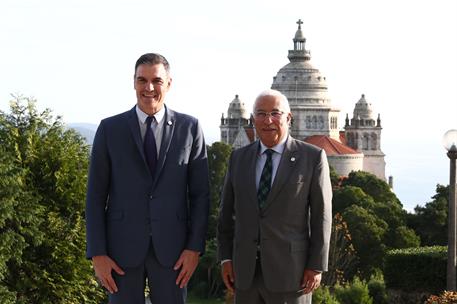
134, 53, 170, 76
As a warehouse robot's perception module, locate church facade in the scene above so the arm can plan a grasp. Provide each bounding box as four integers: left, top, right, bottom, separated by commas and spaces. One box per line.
220, 20, 386, 180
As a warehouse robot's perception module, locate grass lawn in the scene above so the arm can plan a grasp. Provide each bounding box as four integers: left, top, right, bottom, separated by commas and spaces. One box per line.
187, 295, 225, 304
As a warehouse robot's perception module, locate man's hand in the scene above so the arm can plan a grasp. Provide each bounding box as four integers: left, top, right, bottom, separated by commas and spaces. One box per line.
174, 249, 200, 288
221, 261, 235, 293
92, 255, 125, 294
301, 269, 322, 294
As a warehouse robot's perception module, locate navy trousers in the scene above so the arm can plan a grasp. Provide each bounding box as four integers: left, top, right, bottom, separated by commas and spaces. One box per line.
109, 242, 186, 304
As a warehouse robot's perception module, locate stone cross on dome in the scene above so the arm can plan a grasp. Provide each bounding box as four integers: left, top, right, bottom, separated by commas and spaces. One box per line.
296, 19, 303, 29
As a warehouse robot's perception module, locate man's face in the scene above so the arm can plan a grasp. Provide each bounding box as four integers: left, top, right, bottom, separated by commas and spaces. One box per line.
134, 63, 171, 115
253, 95, 291, 148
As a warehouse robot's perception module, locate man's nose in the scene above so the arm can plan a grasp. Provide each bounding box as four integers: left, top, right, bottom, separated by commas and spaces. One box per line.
146, 82, 154, 91
264, 114, 274, 124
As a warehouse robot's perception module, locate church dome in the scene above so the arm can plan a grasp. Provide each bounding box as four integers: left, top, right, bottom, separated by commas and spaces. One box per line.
271, 19, 330, 107
227, 94, 249, 119
353, 94, 374, 120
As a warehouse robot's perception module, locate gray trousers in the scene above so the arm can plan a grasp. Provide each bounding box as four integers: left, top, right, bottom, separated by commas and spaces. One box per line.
235, 260, 312, 304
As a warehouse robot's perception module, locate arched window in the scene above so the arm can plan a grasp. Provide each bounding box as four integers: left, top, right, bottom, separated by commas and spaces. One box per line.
371, 133, 378, 150
363, 133, 369, 150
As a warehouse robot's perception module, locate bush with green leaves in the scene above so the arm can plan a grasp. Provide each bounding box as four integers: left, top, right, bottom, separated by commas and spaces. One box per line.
334, 276, 373, 304
385, 246, 446, 293
313, 285, 340, 304
0, 96, 105, 303
367, 271, 388, 304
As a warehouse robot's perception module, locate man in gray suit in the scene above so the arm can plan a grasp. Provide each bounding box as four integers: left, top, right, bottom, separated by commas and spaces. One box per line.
86, 53, 210, 304
217, 89, 332, 303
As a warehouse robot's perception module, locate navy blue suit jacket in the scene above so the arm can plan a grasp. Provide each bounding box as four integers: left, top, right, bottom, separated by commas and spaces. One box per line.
86, 105, 210, 268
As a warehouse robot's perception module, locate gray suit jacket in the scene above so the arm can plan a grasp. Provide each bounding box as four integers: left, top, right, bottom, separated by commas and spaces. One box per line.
86, 105, 210, 268
217, 136, 332, 292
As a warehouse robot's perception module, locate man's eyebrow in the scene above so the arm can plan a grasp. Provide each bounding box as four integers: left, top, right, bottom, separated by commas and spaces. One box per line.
256, 108, 281, 112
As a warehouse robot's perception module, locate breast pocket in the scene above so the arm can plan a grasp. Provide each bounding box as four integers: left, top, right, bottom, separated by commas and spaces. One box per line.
175, 145, 191, 166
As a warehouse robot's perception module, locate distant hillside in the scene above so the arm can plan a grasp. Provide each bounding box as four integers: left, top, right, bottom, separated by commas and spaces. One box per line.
67, 123, 97, 145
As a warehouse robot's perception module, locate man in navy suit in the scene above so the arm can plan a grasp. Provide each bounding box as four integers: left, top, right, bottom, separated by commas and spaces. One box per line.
85, 53, 210, 304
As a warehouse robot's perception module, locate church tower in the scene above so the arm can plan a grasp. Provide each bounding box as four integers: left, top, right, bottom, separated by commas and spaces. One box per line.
271, 19, 340, 140
345, 94, 386, 180
220, 95, 253, 147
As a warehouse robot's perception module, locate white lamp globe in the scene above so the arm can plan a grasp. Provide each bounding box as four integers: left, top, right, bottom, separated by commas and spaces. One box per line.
443, 129, 457, 152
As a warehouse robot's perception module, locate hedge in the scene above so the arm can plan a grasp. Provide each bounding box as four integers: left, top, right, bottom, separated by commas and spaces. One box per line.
384, 246, 446, 293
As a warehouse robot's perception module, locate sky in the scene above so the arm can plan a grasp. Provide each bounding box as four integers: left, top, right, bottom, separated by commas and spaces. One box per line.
1, 0, 456, 211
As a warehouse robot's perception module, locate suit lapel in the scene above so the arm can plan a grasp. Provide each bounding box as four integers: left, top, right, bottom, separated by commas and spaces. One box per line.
246, 141, 260, 209
263, 136, 298, 211
152, 105, 175, 187
127, 106, 147, 164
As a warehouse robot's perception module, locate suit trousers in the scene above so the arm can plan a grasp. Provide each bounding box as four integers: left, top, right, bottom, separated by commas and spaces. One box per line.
109, 241, 186, 304
235, 259, 312, 304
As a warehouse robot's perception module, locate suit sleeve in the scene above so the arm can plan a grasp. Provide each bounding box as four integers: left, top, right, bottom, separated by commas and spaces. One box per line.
217, 152, 235, 261
85, 121, 110, 259
186, 119, 210, 253
306, 149, 332, 271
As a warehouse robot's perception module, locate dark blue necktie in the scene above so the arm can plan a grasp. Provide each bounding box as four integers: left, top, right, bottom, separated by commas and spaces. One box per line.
257, 149, 273, 209
144, 116, 158, 177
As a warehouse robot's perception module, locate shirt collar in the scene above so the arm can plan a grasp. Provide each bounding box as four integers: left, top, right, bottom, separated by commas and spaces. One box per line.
135, 105, 166, 124
259, 135, 288, 155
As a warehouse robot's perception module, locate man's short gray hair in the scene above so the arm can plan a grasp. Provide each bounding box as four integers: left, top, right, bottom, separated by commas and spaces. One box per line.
253, 89, 291, 113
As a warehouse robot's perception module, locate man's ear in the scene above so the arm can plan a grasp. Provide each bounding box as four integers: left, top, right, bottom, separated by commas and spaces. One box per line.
167, 77, 173, 89
287, 112, 292, 123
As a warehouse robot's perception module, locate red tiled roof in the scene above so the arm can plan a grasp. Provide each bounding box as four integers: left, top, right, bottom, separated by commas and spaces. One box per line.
339, 131, 347, 145
304, 135, 359, 155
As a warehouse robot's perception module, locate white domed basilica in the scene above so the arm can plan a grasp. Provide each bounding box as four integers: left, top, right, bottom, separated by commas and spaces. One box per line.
220, 20, 386, 180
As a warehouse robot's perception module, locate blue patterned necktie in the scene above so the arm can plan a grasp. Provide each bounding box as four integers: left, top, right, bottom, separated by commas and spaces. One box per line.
144, 116, 158, 177
257, 149, 274, 209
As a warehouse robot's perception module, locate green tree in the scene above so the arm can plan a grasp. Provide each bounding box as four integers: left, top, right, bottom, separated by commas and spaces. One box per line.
207, 142, 232, 240
0, 96, 105, 303
343, 171, 400, 206
407, 184, 449, 246
342, 205, 388, 278
189, 141, 232, 299
324, 213, 357, 286
329, 165, 340, 188
333, 186, 376, 214
334, 171, 420, 278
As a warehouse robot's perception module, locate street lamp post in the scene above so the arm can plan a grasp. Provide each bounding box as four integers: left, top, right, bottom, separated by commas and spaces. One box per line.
443, 129, 457, 291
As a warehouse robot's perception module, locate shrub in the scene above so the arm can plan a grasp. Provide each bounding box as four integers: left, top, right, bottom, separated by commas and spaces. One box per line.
425, 291, 457, 304
367, 271, 388, 304
313, 285, 340, 304
334, 276, 373, 304
385, 246, 446, 293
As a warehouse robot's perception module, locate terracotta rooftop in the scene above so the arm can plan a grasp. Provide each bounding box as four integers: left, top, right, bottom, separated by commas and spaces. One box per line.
339, 131, 347, 145
304, 135, 360, 155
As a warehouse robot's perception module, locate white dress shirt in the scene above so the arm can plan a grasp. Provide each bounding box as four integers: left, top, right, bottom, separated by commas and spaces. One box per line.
136, 105, 165, 154
255, 136, 288, 190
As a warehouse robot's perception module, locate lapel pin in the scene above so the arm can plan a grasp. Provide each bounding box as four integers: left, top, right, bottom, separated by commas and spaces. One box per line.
290, 157, 296, 162
167, 120, 173, 126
